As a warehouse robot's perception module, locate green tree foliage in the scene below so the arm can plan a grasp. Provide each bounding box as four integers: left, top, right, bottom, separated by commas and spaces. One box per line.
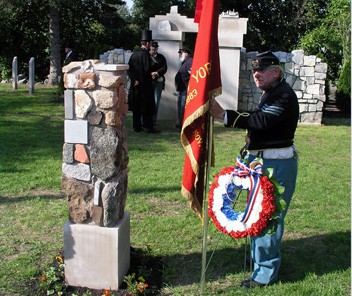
129, 0, 334, 55
0, 0, 349, 86
129, 0, 348, 87
0, 0, 49, 80
220, 0, 329, 52
129, 0, 196, 50
336, 57, 351, 113
59, 0, 133, 59
0, 0, 133, 81
299, 0, 351, 80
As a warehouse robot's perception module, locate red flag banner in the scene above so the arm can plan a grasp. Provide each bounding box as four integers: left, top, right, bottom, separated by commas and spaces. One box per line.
181, 0, 222, 220
194, 0, 203, 23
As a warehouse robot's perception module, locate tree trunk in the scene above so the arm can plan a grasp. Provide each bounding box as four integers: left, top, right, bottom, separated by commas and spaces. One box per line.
48, 1, 61, 86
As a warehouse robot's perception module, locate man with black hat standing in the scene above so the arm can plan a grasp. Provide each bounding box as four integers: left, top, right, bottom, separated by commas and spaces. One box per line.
150, 41, 168, 125
128, 30, 160, 133
175, 48, 193, 129
210, 51, 299, 288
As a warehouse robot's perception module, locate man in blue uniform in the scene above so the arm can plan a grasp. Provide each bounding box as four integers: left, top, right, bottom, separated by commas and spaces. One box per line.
175, 48, 193, 129
210, 51, 299, 288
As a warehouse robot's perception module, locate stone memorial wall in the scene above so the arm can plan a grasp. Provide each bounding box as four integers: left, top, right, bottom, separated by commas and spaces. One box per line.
239, 49, 328, 124
61, 60, 129, 227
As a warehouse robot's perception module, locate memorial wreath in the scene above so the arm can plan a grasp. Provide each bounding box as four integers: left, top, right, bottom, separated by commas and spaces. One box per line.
208, 157, 286, 239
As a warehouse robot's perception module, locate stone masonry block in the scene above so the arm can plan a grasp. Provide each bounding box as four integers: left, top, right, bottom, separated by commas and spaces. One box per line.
291, 50, 304, 65
64, 73, 79, 89
78, 73, 96, 89
64, 120, 88, 144
87, 110, 103, 125
284, 62, 295, 75
105, 111, 122, 127
93, 90, 117, 109
315, 63, 328, 73
62, 175, 94, 222
304, 55, 316, 66
300, 66, 315, 77
63, 143, 74, 164
74, 144, 90, 164
117, 85, 127, 117
62, 163, 91, 182
101, 173, 128, 227
75, 90, 93, 119
90, 127, 119, 181
306, 84, 321, 95
64, 90, 74, 119
63, 212, 130, 290
98, 74, 124, 89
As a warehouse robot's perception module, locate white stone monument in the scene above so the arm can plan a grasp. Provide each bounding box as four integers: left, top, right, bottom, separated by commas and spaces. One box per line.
149, 6, 248, 121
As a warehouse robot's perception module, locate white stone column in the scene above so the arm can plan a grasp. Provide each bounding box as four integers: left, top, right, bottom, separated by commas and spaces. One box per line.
217, 15, 248, 110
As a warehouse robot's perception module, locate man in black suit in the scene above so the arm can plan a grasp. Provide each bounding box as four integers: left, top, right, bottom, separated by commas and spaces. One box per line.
63, 46, 78, 66
128, 30, 160, 133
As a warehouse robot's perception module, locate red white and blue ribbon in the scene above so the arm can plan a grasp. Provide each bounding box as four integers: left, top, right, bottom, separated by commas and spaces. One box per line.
208, 157, 276, 239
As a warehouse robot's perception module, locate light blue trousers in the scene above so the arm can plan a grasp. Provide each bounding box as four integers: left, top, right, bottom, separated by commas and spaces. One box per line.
248, 155, 298, 284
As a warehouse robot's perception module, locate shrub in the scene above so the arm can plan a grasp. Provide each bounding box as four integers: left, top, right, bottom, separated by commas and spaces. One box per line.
336, 58, 351, 113
0, 57, 12, 81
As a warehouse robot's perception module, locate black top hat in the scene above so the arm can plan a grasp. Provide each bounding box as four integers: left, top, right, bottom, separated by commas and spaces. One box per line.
151, 41, 159, 48
178, 47, 192, 54
251, 51, 279, 71
141, 30, 153, 41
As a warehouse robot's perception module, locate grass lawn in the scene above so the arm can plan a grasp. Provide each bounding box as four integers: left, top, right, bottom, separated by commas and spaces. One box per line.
0, 84, 350, 295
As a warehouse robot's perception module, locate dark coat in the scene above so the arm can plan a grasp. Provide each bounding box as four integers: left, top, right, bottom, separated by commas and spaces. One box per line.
227, 79, 299, 150
151, 53, 167, 89
175, 55, 192, 92
63, 50, 78, 66
151, 53, 167, 77
127, 47, 155, 114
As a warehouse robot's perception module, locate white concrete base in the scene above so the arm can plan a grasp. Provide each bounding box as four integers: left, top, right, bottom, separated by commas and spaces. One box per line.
63, 212, 130, 290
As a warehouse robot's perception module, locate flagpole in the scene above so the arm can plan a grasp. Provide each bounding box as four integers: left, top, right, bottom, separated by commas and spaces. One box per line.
200, 114, 214, 295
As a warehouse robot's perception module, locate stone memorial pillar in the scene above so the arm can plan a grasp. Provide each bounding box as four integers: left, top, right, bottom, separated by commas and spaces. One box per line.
29, 57, 35, 95
61, 60, 130, 291
12, 56, 18, 90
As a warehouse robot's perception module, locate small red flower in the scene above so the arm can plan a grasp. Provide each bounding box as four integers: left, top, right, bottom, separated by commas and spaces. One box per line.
103, 289, 111, 295
137, 282, 148, 292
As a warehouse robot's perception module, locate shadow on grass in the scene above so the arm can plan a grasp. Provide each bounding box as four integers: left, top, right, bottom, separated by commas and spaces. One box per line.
128, 185, 181, 194
0, 192, 65, 203
321, 117, 350, 126
0, 116, 64, 167
322, 102, 350, 126
160, 231, 350, 286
